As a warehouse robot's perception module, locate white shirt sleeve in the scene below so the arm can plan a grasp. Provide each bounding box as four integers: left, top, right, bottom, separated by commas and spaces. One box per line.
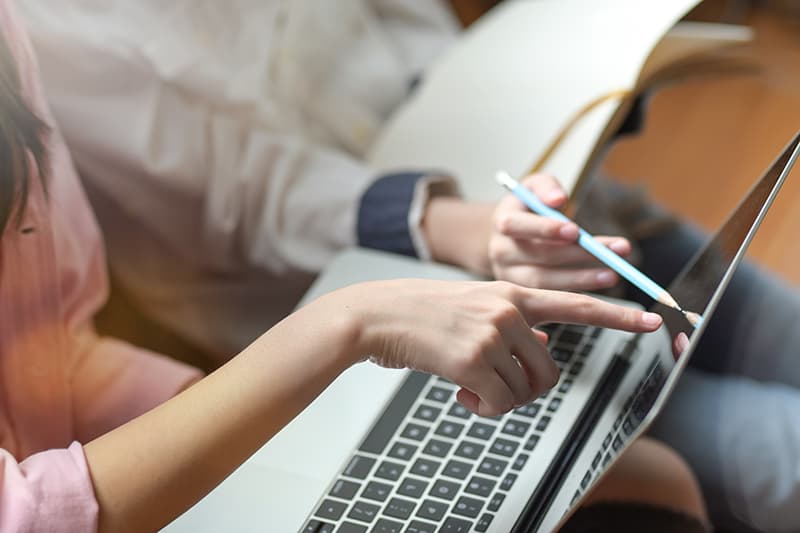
19, 0, 461, 276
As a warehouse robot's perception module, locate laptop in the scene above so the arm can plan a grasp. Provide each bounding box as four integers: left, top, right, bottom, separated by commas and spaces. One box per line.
162, 131, 800, 533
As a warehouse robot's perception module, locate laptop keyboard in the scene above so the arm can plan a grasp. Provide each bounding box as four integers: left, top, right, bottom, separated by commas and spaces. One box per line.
570, 353, 667, 508
303, 323, 602, 533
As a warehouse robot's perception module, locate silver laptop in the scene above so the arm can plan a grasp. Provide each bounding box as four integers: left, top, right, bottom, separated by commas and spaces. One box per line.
163, 131, 800, 533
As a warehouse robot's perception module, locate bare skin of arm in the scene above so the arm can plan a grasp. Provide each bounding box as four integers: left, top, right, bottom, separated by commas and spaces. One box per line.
84, 279, 662, 533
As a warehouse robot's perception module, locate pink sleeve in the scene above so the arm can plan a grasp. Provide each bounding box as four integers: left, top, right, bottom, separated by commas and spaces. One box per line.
34, 19, 203, 442
6, 1, 205, 441
70, 334, 202, 442
0, 442, 98, 533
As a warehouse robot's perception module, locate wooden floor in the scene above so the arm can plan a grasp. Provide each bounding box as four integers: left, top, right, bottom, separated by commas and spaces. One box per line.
602, 0, 800, 284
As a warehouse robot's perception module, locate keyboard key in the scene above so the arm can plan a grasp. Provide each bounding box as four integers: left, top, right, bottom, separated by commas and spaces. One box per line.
454, 441, 484, 460
613, 435, 624, 452
348, 500, 380, 523
388, 442, 418, 461
465, 476, 496, 498
434, 421, 465, 440
475, 513, 495, 532
439, 516, 473, 532
602, 432, 612, 450
372, 518, 403, 533
489, 438, 519, 457
375, 461, 405, 481
330, 479, 361, 500
558, 380, 573, 394
592, 452, 602, 470
580, 343, 593, 357
442, 460, 472, 480
406, 520, 437, 533
447, 403, 472, 419
569, 361, 584, 375
452, 495, 484, 518
422, 439, 453, 458
514, 402, 541, 418
338, 522, 368, 533
535, 416, 551, 432
315, 499, 347, 521
302, 520, 333, 533
500, 473, 517, 491
558, 328, 585, 345
622, 416, 635, 436
426, 387, 453, 403
580, 471, 592, 490
344, 456, 376, 480
383, 497, 417, 520
487, 492, 505, 512
401, 423, 430, 441
591, 327, 602, 339
414, 405, 442, 423
524, 434, 540, 451
398, 477, 429, 499
512, 453, 529, 471
416, 499, 449, 522
547, 398, 562, 413
466, 422, 495, 440
602, 453, 613, 468
477, 457, 508, 477
362, 481, 393, 502
429, 479, 461, 501
410, 457, 441, 478
550, 348, 573, 362
501, 419, 530, 438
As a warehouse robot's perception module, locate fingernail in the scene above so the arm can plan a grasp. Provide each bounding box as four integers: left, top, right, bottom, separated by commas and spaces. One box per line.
547, 190, 566, 203
642, 312, 662, 327
596, 271, 616, 285
559, 224, 579, 239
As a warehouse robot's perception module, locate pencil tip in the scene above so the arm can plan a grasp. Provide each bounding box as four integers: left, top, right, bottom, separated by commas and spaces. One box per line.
683, 311, 703, 328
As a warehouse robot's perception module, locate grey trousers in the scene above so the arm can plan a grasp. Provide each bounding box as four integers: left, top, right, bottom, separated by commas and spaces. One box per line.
616, 205, 800, 532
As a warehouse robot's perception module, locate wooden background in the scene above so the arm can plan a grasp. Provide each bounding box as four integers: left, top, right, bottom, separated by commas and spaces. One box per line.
602, 0, 800, 284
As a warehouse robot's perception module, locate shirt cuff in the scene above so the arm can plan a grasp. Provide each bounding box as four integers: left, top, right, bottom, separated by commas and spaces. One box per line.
357, 172, 459, 260
1, 442, 99, 532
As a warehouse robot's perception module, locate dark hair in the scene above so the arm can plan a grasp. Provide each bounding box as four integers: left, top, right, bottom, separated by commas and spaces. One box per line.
0, 33, 48, 234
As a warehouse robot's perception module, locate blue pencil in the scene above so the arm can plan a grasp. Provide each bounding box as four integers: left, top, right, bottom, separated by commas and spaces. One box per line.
495, 171, 684, 313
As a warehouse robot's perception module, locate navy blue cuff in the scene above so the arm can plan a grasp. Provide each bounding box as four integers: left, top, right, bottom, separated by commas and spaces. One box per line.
357, 172, 427, 258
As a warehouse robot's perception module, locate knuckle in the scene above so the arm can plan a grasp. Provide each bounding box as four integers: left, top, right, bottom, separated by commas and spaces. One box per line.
571, 294, 595, 321
487, 239, 511, 264
489, 303, 520, 328
493, 211, 514, 233
490, 280, 517, 299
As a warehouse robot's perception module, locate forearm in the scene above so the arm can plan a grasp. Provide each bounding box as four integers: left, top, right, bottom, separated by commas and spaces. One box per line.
421, 196, 495, 276
83, 302, 360, 533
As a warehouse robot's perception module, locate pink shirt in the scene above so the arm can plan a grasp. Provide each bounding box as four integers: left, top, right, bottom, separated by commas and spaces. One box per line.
0, 1, 203, 531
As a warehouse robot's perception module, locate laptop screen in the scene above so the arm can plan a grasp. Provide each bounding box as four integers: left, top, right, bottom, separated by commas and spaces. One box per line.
660, 131, 800, 355
527, 131, 800, 532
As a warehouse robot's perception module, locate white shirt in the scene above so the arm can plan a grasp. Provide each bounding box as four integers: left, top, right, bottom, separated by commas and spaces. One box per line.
19, 0, 460, 357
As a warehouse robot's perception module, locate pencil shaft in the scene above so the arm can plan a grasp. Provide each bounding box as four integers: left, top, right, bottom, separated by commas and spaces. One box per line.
498, 172, 676, 308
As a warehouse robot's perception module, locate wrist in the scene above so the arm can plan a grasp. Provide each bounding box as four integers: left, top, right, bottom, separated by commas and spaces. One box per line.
421, 197, 494, 275
307, 286, 382, 368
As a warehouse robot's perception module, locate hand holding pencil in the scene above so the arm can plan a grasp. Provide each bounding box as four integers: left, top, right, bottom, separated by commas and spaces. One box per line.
489, 173, 634, 292
494, 171, 700, 327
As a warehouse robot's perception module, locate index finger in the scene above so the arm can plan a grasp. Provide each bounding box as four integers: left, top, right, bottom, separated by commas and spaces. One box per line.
520, 173, 568, 208
511, 287, 663, 332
